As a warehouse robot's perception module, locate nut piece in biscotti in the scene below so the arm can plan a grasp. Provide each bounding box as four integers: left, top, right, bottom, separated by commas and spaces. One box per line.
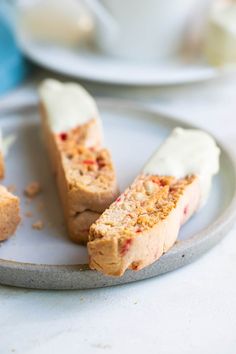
0, 185, 21, 241
88, 175, 201, 276
39, 79, 119, 244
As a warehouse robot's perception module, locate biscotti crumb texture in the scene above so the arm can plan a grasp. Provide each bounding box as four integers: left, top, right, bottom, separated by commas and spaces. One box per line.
56, 134, 117, 195
0, 185, 21, 241
54, 130, 119, 244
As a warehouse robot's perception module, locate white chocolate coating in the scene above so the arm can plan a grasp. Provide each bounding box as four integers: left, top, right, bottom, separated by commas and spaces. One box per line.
39, 79, 100, 133
143, 127, 220, 208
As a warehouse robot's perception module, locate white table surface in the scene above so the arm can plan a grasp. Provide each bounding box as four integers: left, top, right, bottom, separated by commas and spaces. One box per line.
0, 72, 236, 354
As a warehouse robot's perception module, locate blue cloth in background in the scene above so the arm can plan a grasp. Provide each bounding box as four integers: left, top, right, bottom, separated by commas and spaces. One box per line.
0, 14, 30, 96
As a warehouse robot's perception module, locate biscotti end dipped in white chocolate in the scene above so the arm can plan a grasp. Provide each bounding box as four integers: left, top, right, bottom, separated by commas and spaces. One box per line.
39, 79, 101, 133
143, 127, 220, 208
39, 79, 103, 149
88, 128, 220, 276
39, 79, 118, 244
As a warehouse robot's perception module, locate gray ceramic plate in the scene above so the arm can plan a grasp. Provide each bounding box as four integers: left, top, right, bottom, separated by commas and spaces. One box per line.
0, 99, 236, 290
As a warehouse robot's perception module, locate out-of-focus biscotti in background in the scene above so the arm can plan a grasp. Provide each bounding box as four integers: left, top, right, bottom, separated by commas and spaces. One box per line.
18, 0, 94, 46
205, 0, 236, 66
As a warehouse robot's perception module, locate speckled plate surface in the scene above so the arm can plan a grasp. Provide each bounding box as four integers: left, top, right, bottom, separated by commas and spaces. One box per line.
0, 99, 236, 289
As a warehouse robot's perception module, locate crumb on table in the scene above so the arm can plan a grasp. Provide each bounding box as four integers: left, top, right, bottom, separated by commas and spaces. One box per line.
24, 181, 41, 198
32, 220, 44, 230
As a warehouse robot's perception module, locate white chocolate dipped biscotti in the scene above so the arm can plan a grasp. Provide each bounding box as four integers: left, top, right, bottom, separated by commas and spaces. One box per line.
39, 79, 119, 244
88, 128, 220, 276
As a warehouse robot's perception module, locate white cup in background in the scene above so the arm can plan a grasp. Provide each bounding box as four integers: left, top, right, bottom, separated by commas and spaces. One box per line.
84, 0, 211, 62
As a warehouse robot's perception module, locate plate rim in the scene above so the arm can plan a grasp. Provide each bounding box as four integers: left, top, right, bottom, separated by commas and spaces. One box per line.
17, 32, 225, 87
1, 98, 236, 287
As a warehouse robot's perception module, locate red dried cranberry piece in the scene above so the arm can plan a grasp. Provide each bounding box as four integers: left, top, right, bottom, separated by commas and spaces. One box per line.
59, 132, 67, 141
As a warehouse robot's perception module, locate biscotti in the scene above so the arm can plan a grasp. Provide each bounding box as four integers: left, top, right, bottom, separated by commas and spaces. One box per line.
88, 175, 200, 276
0, 129, 20, 241
88, 128, 220, 276
0, 185, 20, 241
39, 79, 118, 244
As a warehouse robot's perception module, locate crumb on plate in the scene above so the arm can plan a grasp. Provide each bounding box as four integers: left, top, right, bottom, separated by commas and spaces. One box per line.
32, 220, 44, 230
24, 181, 41, 198
37, 201, 44, 211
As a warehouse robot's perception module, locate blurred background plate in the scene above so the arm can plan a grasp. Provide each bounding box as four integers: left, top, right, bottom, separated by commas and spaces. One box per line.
17, 31, 224, 87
